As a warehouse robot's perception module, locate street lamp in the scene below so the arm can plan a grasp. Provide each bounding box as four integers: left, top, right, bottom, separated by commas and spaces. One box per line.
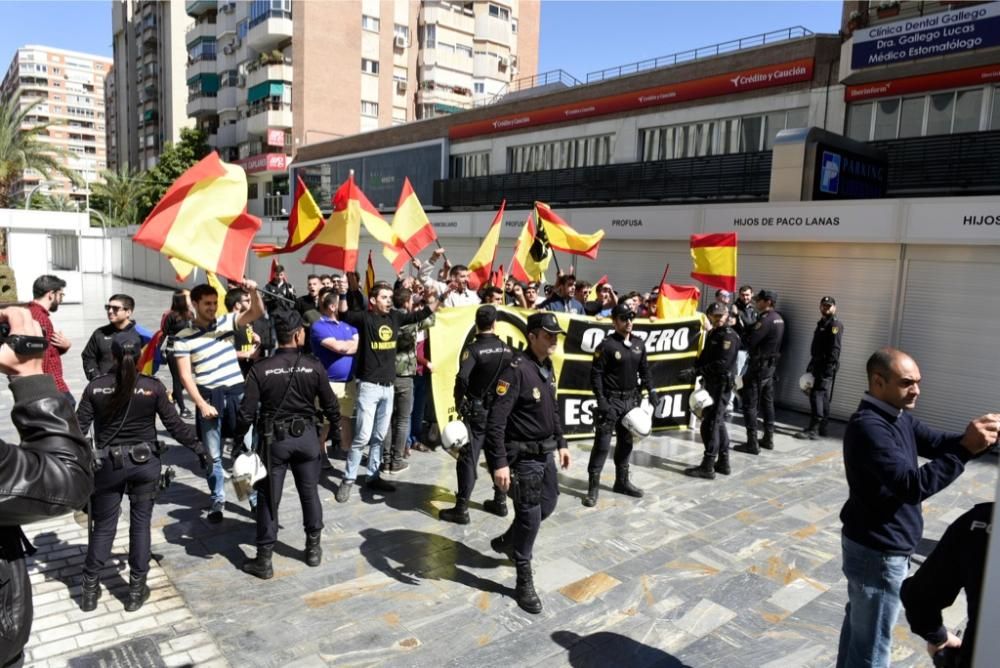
87, 208, 108, 275
24, 181, 57, 210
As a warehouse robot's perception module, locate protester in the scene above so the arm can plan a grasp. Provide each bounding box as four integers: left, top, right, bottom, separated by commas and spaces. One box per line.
540, 274, 584, 314
263, 264, 296, 313
28, 274, 73, 403
162, 289, 193, 418
311, 291, 358, 454
81, 293, 148, 381
417, 249, 480, 307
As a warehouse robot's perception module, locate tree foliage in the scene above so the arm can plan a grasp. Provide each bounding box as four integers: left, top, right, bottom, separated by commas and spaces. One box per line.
137, 127, 211, 221
91, 166, 150, 227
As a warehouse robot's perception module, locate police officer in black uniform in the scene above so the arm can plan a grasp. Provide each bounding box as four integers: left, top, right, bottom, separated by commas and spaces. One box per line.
236, 310, 341, 579
76, 334, 208, 614
583, 303, 658, 507
440, 305, 513, 524
684, 302, 741, 479
734, 289, 785, 455
486, 312, 571, 614
795, 296, 843, 440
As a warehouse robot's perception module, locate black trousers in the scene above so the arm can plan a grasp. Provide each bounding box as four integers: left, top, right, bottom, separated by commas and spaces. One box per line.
255, 433, 323, 547
455, 410, 498, 502
84, 454, 160, 578
504, 450, 559, 564
700, 382, 733, 457
809, 366, 836, 426
587, 395, 637, 475
742, 362, 777, 439
166, 355, 186, 412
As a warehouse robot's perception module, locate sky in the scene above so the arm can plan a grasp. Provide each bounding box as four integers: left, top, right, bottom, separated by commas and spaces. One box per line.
0, 0, 844, 76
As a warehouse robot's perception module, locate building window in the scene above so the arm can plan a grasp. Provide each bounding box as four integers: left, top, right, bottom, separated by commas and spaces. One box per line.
990, 86, 1000, 130
361, 59, 379, 75
361, 100, 378, 117
423, 24, 436, 48
248, 182, 258, 199
249, 0, 291, 29
846, 87, 989, 140
362, 14, 380, 32
450, 152, 490, 178
511, 19, 517, 33
457, 44, 473, 58
638, 109, 807, 161
508, 134, 614, 173
394, 24, 409, 40
488, 4, 510, 20
474, 82, 485, 94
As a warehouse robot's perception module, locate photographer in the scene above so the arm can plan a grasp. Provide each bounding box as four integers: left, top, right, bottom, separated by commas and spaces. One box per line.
0, 307, 92, 667
76, 334, 207, 614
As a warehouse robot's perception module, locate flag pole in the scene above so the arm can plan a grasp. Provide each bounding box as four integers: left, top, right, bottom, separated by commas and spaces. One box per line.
257, 285, 298, 306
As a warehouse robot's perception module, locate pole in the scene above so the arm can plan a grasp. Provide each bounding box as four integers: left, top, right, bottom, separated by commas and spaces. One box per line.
257, 284, 298, 307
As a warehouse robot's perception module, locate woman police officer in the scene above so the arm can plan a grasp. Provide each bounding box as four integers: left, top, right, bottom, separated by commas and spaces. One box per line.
76, 333, 208, 613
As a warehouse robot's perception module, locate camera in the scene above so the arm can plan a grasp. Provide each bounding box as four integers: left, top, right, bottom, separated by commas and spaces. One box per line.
0, 318, 48, 355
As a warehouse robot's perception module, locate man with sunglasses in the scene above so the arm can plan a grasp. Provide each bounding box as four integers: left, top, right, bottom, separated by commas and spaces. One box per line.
81, 294, 147, 381
583, 303, 658, 507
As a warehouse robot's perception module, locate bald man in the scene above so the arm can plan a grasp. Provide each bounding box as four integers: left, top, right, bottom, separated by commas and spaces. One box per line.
836, 348, 999, 668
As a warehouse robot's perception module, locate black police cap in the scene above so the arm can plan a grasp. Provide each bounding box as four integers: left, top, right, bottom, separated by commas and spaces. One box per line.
706, 302, 729, 316
526, 312, 565, 334
611, 303, 635, 320
755, 289, 777, 304
820, 295, 836, 306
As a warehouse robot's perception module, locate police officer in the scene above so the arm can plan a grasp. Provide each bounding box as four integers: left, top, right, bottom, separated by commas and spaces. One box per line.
76, 334, 208, 614
795, 296, 843, 440
486, 312, 571, 614
236, 310, 341, 579
734, 289, 785, 455
440, 305, 513, 524
583, 303, 658, 507
684, 302, 741, 478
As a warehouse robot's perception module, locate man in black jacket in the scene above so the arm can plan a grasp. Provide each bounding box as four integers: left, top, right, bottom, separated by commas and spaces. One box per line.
796, 296, 843, 440
80, 293, 145, 381
0, 306, 93, 667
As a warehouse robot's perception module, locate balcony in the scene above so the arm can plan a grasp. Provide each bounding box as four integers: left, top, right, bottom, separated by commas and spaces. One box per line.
217, 123, 237, 148
421, 3, 474, 34
186, 57, 216, 80
247, 11, 293, 51
216, 86, 237, 112
186, 0, 216, 18
872, 130, 1000, 197
185, 19, 217, 48
247, 62, 292, 89
246, 104, 292, 136
186, 94, 218, 117
141, 22, 158, 46
433, 152, 774, 209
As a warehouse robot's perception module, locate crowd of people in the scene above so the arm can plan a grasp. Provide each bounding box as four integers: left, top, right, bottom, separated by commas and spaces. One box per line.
0, 264, 994, 668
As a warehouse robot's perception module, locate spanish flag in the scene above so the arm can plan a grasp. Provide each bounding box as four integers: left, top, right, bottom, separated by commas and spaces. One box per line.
690, 233, 737, 292
304, 173, 395, 272
534, 201, 604, 259
655, 284, 701, 320
491, 264, 505, 289
137, 330, 163, 376
383, 178, 436, 271
251, 176, 325, 256
510, 212, 551, 283
133, 152, 261, 281
466, 200, 505, 290
365, 249, 376, 298
207, 271, 229, 315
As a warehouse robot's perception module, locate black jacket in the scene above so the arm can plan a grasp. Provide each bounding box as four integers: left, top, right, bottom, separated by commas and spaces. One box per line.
591, 332, 656, 408
0, 375, 93, 665
808, 315, 843, 372
81, 322, 144, 381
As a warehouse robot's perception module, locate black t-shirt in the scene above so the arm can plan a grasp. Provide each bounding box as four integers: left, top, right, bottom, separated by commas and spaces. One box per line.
342, 306, 433, 385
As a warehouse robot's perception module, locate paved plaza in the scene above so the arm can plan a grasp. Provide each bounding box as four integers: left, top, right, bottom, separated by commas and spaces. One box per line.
5, 277, 995, 667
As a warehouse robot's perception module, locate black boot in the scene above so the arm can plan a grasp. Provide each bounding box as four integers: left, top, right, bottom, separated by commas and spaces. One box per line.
439, 499, 470, 525
684, 455, 716, 479
612, 466, 643, 498
490, 531, 514, 560
243, 544, 274, 580
817, 420, 829, 437
582, 473, 601, 507
760, 432, 775, 450
124, 572, 150, 612
80, 572, 100, 612
734, 433, 760, 455
482, 489, 508, 517
714, 452, 731, 476
305, 531, 322, 567
515, 561, 542, 614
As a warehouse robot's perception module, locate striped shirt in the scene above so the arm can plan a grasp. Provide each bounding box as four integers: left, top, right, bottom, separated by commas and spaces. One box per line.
171, 313, 244, 389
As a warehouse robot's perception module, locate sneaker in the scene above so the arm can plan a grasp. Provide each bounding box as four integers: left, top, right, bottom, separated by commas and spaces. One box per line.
366, 476, 396, 493
389, 460, 409, 473
180, 409, 193, 419
335, 480, 354, 503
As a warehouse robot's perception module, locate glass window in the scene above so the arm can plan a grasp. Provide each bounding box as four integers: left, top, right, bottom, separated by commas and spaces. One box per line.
953, 88, 983, 133
991, 87, 1000, 130
846, 103, 873, 141
488, 4, 509, 20
473, 82, 484, 94
873, 98, 899, 140
424, 24, 435, 48
394, 24, 409, 39
785, 107, 808, 130
457, 44, 473, 57
740, 116, 762, 152
362, 14, 380, 31
361, 100, 378, 117
361, 59, 379, 75
763, 111, 786, 149
926, 92, 954, 136
899, 97, 924, 138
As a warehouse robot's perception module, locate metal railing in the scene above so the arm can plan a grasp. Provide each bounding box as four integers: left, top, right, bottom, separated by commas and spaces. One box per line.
586, 26, 814, 83
874, 129, 1000, 197
478, 69, 582, 107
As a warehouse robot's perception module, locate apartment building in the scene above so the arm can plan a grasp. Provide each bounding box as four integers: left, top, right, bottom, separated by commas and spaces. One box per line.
0, 45, 112, 206
110, 0, 194, 172
176, 0, 537, 218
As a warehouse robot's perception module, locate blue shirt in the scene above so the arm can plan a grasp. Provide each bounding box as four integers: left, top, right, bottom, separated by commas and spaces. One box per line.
309, 317, 357, 382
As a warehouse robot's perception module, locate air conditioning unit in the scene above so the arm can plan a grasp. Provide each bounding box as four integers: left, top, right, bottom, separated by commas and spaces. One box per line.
237, 75, 246, 88
394, 35, 406, 49
498, 57, 508, 69
223, 45, 234, 55
511, 55, 518, 67
396, 79, 407, 92
234, 37, 242, 48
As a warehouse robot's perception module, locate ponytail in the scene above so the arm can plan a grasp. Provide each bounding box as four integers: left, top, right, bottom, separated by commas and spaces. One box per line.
104, 341, 139, 420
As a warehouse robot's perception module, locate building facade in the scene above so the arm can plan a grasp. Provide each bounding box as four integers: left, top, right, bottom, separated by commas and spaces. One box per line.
0, 45, 112, 206
110, 0, 194, 172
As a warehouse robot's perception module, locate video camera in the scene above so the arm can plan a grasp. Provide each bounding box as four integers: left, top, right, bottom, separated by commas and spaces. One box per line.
0, 308, 48, 355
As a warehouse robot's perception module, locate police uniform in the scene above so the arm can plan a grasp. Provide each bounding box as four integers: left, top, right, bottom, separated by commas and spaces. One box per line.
737, 290, 785, 453
76, 339, 206, 614
800, 296, 843, 438
684, 312, 741, 478
440, 306, 513, 524
585, 303, 657, 506
236, 311, 341, 578
486, 313, 567, 614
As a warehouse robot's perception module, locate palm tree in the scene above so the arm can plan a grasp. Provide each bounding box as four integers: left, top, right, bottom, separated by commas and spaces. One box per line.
90, 166, 151, 227
0, 94, 81, 208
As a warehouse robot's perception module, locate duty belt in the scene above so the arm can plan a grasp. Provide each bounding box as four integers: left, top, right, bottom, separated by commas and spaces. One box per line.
508, 438, 558, 455
270, 415, 316, 440
604, 389, 639, 400
96, 442, 164, 469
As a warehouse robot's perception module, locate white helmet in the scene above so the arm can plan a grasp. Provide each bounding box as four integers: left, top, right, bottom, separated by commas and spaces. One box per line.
622, 406, 653, 439
689, 387, 714, 419
441, 420, 470, 451
734, 374, 744, 391
231, 452, 266, 501
799, 372, 815, 393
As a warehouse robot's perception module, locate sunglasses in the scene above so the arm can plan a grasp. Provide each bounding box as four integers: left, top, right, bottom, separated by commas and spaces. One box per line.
104, 304, 124, 313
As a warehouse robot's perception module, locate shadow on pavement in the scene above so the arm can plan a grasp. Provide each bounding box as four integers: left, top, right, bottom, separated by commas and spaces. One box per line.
551, 630, 693, 668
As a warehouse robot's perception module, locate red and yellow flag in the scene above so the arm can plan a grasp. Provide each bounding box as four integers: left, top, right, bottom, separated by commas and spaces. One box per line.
534, 201, 604, 259
304, 173, 395, 272
207, 272, 229, 315
690, 233, 737, 292
133, 152, 261, 281
656, 284, 701, 319
466, 200, 505, 290
510, 212, 551, 283
268, 258, 279, 283
383, 178, 437, 271
137, 330, 163, 376
251, 176, 325, 256
491, 264, 505, 289
365, 249, 376, 297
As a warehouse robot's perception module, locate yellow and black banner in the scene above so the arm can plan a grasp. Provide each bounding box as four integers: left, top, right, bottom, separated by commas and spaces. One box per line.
428, 306, 702, 439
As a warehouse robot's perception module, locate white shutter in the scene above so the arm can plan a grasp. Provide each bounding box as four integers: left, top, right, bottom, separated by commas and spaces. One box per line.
897, 246, 1000, 431
581, 240, 690, 296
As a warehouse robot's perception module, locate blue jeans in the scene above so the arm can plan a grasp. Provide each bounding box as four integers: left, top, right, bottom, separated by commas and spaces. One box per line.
410, 373, 429, 445
836, 535, 910, 668
196, 383, 252, 511
346, 381, 394, 482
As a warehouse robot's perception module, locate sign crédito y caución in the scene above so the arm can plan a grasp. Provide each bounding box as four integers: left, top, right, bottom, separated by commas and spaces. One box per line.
428, 305, 703, 439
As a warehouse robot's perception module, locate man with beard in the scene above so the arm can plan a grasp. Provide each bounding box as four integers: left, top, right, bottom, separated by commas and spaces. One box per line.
28, 274, 73, 403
